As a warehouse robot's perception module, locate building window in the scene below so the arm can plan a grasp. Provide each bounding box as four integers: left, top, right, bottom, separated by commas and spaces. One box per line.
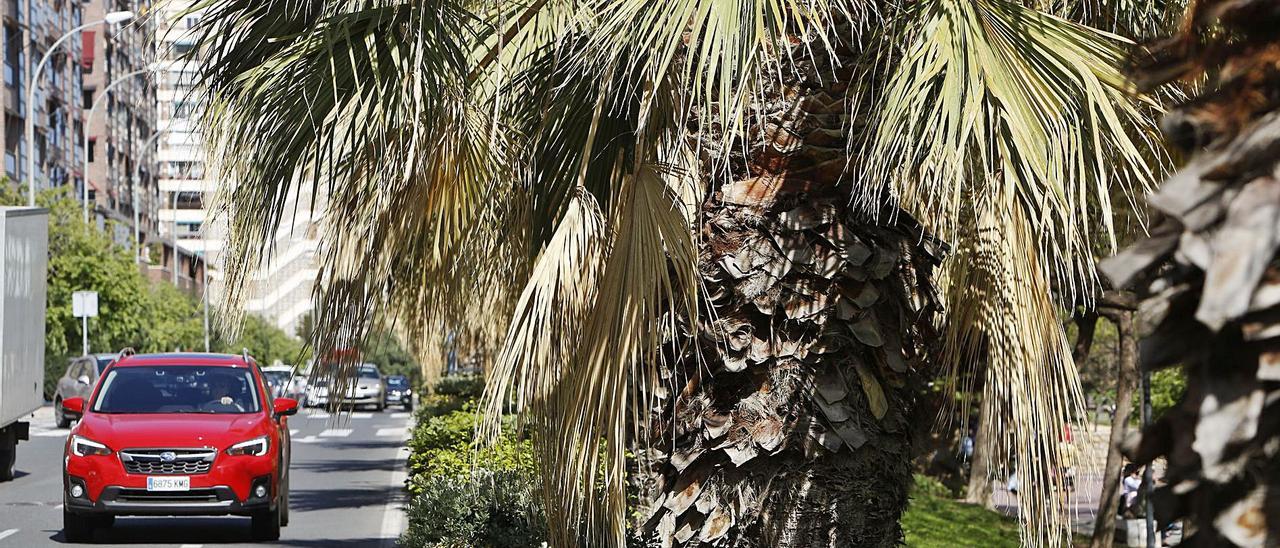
87, 138, 95, 163
82, 89, 93, 108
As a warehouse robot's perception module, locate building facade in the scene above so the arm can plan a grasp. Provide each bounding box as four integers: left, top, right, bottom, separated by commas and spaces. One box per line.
3, 0, 85, 196
82, 0, 158, 253
155, 0, 318, 333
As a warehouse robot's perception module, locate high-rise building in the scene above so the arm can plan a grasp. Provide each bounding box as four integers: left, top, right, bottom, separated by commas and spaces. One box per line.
82, 0, 158, 253
3, 0, 86, 196
155, 0, 320, 333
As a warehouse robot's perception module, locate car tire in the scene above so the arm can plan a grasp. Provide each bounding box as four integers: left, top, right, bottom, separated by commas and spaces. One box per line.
0, 429, 16, 482
63, 509, 94, 543
251, 507, 281, 541
55, 398, 71, 429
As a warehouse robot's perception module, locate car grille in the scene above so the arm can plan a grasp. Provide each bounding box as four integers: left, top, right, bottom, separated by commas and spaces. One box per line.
120, 449, 216, 475
113, 488, 221, 504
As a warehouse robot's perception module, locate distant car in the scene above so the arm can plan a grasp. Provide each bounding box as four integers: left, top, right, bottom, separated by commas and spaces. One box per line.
304, 378, 329, 408
60, 352, 296, 542
55, 354, 118, 428
384, 376, 412, 411
260, 366, 294, 399
343, 365, 387, 412
286, 375, 308, 400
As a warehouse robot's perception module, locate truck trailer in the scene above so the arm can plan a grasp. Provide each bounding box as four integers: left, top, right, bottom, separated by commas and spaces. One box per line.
0, 207, 48, 481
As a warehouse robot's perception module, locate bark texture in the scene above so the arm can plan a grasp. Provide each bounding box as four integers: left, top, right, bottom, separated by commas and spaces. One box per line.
964, 402, 995, 507
638, 24, 944, 548
1101, 1, 1280, 544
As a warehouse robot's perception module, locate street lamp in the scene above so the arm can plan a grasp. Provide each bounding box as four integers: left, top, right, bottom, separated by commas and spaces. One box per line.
25, 10, 134, 207
131, 127, 170, 263
82, 65, 155, 223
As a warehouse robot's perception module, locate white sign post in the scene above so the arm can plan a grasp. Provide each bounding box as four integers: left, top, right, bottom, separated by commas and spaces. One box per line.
72, 290, 99, 356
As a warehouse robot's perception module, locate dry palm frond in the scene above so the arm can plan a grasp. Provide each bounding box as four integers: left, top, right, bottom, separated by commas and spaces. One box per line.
943, 178, 1085, 547
535, 163, 698, 546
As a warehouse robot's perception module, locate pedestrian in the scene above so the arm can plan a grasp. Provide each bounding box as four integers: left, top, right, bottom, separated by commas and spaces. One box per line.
961, 430, 974, 464
1121, 464, 1142, 516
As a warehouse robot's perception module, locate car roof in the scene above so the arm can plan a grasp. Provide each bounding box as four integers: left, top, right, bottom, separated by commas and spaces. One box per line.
112, 353, 254, 368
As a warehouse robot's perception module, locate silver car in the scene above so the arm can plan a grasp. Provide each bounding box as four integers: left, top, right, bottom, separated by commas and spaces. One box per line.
53, 353, 117, 427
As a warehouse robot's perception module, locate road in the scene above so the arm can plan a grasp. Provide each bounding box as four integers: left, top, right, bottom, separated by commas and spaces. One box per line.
0, 405, 413, 547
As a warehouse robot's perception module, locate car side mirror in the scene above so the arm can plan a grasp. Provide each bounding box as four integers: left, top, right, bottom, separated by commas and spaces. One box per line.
273, 398, 299, 417
77, 375, 91, 385
63, 397, 85, 415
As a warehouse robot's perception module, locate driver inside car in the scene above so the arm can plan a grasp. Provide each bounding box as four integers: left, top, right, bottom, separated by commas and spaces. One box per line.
202, 373, 248, 412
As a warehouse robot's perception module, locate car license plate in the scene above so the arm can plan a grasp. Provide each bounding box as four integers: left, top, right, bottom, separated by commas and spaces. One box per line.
146, 476, 190, 492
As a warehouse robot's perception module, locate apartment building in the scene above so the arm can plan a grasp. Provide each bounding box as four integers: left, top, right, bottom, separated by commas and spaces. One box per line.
3, 0, 85, 196
155, 0, 319, 333
82, 0, 158, 253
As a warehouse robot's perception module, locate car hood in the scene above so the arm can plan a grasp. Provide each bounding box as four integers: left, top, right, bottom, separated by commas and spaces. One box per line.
75, 412, 268, 450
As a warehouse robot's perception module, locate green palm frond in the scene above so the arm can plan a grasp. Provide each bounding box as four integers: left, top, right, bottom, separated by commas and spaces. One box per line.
862, 0, 1166, 544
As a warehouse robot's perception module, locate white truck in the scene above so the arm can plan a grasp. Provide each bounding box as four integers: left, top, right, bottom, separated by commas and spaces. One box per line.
0, 207, 48, 482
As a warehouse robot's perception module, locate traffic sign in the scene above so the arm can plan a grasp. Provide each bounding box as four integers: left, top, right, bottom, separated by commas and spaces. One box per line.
72, 290, 99, 318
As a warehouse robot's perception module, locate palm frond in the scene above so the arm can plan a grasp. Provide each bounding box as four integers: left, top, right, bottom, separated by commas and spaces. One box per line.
860, 1, 1165, 544
537, 163, 698, 546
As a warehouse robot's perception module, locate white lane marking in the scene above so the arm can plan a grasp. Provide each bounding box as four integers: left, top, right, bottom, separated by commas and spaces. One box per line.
31, 429, 68, 437
375, 427, 407, 438
54, 504, 63, 510
319, 429, 352, 438
295, 436, 322, 444
379, 447, 410, 547
350, 413, 372, 419
179, 545, 203, 548
307, 411, 330, 419
289, 429, 299, 435
0, 529, 18, 541
390, 412, 410, 419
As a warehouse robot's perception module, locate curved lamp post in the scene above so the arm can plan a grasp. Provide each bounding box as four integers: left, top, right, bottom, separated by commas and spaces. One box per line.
82, 65, 154, 223
25, 10, 134, 207
131, 126, 170, 263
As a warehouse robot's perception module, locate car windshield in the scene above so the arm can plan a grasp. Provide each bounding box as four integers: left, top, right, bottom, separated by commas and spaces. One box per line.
262, 371, 291, 386
92, 366, 261, 414
95, 357, 115, 374
387, 377, 408, 388
358, 368, 380, 380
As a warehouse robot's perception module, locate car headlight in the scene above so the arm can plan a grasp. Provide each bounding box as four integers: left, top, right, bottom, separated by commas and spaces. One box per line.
404, 389, 412, 395
70, 435, 112, 457
226, 436, 270, 457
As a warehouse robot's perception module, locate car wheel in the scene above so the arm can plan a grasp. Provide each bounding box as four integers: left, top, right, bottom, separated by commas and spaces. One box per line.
55, 398, 71, 429
251, 507, 281, 541
63, 509, 94, 542
0, 429, 16, 482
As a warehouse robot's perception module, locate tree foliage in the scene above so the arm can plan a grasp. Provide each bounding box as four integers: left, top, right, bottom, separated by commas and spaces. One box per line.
1, 182, 304, 396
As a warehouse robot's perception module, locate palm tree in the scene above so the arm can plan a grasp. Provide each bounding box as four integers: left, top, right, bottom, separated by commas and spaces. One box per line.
1101, 1, 1280, 544
186, 0, 1162, 545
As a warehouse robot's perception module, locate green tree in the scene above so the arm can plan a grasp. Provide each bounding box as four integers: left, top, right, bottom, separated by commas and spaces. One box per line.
187, 1, 1168, 545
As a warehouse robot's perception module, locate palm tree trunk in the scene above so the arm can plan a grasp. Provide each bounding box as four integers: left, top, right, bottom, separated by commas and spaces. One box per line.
965, 403, 995, 507
1090, 292, 1137, 548
639, 27, 942, 548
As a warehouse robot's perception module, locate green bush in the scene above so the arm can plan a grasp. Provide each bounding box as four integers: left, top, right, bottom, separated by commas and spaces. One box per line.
402, 471, 546, 548
434, 374, 484, 398
401, 376, 546, 547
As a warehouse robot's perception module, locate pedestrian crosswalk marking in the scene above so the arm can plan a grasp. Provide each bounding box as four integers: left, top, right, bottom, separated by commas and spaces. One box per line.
319, 428, 353, 437
350, 413, 372, 419
0, 528, 18, 541
391, 412, 410, 419
306, 411, 331, 419
295, 436, 321, 444
290, 429, 299, 435
376, 427, 407, 438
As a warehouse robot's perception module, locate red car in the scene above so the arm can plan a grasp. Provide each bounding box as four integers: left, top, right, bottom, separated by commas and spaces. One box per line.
59, 352, 297, 542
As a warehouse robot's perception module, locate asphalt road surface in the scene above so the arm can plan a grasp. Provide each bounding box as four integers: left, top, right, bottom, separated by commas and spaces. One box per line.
0, 405, 413, 547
